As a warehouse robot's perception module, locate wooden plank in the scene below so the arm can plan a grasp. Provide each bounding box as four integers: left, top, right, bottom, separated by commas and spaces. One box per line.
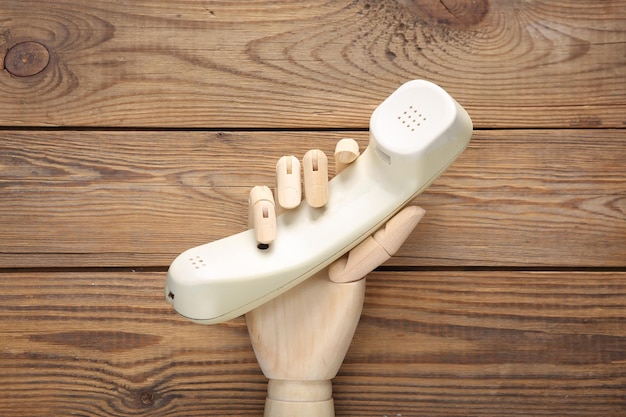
1, 129, 624, 268
1, 270, 624, 416
0, 0, 624, 128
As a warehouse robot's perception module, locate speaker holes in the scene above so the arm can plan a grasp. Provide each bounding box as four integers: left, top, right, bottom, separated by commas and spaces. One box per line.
189, 255, 207, 269
398, 105, 427, 133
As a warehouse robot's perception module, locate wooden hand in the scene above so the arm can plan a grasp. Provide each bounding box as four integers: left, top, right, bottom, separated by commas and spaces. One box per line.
246, 139, 424, 417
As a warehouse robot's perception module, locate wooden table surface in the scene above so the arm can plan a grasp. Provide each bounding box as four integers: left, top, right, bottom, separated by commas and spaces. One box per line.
1, 1, 625, 416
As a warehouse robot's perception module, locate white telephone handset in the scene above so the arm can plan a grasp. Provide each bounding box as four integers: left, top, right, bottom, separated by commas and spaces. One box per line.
165, 80, 472, 324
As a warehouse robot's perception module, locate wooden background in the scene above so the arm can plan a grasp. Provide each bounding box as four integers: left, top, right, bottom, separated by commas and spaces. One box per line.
1, 1, 625, 415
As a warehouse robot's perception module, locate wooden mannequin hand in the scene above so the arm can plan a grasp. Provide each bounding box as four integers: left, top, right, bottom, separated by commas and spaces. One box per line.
245, 139, 424, 417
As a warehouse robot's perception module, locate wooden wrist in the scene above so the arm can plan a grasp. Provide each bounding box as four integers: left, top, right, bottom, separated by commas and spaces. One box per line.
265, 379, 334, 417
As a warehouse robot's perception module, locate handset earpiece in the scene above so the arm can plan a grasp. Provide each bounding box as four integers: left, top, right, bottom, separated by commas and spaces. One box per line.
368, 80, 472, 182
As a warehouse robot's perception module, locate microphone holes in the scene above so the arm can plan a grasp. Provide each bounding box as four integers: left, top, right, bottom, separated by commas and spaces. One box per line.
189, 255, 207, 269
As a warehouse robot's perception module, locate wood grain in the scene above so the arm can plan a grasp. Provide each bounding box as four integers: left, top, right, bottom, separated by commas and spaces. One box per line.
1, 270, 624, 416
1, 1, 624, 416
1, 129, 624, 268
1, 0, 625, 128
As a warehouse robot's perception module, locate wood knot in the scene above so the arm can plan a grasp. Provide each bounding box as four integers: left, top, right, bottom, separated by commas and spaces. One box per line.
394, 0, 489, 28
4, 41, 50, 77
140, 391, 156, 405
